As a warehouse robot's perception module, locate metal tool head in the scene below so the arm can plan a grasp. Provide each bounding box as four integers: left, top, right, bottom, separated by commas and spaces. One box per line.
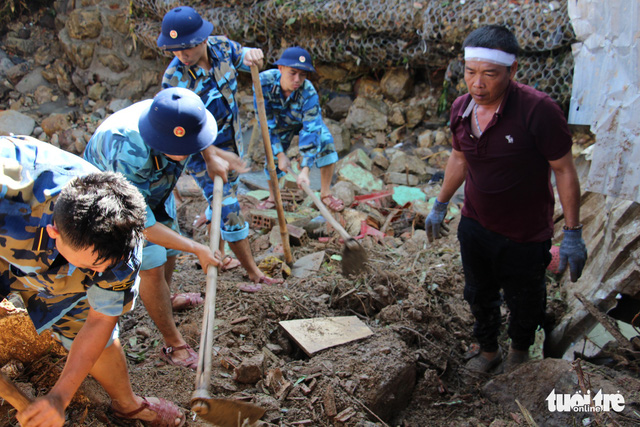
341, 238, 368, 276
191, 396, 266, 427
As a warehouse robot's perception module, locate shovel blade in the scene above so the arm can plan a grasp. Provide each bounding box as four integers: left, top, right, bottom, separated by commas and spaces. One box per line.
192, 397, 266, 427
341, 238, 368, 276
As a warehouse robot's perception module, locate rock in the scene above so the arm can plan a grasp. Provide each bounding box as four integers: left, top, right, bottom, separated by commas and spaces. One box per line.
325, 118, 351, 156
345, 97, 388, 132
434, 129, 448, 146
418, 129, 434, 148
388, 105, 405, 126
115, 70, 159, 99
0, 57, 15, 78
387, 152, 428, 178
66, 8, 103, 39
405, 102, 425, 128
6, 62, 30, 85
44, 59, 74, 93
337, 162, 384, 194
98, 54, 128, 73
354, 77, 381, 98
384, 172, 420, 186
59, 28, 96, 69
380, 68, 413, 102
234, 353, 265, 384
15, 67, 47, 94
41, 114, 71, 137
87, 83, 107, 101
4, 36, 36, 55
331, 181, 357, 208
372, 151, 389, 170
34, 85, 54, 104
139, 44, 158, 60
324, 95, 352, 120
388, 126, 405, 145
316, 64, 348, 81
338, 148, 372, 171
58, 128, 88, 154
106, 12, 130, 35
34, 45, 57, 66
342, 207, 367, 236
0, 111, 36, 136
108, 98, 133, 113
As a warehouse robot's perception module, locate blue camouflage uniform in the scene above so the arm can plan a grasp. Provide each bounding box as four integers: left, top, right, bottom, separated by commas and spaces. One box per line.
0, 136, 141, 350
84, 101, 191, 269
257, 68, 338, 178
161, 35, 248, 242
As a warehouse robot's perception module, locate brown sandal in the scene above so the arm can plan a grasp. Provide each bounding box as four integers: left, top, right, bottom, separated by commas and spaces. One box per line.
112, 397, 185, 427
321, 194, 345, 212
159, 344, 198, 370
170, 292, 203, 312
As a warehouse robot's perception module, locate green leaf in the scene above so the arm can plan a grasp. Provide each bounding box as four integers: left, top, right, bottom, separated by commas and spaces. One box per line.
294, 376, 307, 386
285, 17, 296, 26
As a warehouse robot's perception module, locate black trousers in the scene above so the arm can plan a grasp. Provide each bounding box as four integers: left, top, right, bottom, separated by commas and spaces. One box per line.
458, 216, 551, 352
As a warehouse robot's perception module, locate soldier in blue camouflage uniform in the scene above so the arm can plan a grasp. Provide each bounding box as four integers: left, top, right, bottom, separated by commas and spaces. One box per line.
1, 136, 186, 426
84, 87, 235, 371
256, 47, 344, 212
158, 6, 283, 289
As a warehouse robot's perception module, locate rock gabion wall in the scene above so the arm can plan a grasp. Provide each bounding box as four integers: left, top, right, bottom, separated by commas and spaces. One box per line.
131, 0, 575, 107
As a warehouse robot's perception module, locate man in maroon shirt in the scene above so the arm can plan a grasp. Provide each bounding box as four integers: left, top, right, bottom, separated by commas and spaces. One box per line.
426, 25, 587, 374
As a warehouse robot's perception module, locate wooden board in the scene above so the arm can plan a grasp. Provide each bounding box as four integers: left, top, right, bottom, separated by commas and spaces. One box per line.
279, 316, 374, 356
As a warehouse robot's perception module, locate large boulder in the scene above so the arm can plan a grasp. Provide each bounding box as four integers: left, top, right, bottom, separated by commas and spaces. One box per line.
0, 111, 36, 136
66, 8, 103, 40
380, 68, 413, 102
345, 97, 388, 133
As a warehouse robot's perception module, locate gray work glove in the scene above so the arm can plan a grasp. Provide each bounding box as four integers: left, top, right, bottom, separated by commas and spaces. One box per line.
425, 199, 450, 242
558, 228, 588, 282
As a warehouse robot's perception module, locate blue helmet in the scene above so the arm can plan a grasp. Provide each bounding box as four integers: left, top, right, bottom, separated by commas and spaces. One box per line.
138, 87, 217, 155
274, 47, 316, 73
157, 6, 213, 51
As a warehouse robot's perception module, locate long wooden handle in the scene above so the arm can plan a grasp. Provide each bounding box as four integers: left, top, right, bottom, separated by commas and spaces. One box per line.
194, 174, 224, 395
0, 372, 31, 412
289, 171, 352, 242
250, 64, 294, 265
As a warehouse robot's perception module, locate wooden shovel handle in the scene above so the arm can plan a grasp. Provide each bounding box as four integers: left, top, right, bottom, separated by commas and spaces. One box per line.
0, 372, 32, 412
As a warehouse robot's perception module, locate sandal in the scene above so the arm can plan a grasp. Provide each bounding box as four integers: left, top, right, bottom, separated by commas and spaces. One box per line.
170, 292, 203, 312
256, 275, 284, 285
112, 397, 185, 427
257, 199, 276, 210
160, 344, 198, 370
321, 194, 345, 212
221, 255, 241, 272
238, 283, 263, 293
464, 348, 503, 374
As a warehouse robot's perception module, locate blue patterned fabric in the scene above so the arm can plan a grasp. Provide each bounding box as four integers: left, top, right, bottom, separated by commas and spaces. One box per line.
0, 136, 140, 340
162, 35, 250, 241
257, 69, 338, 177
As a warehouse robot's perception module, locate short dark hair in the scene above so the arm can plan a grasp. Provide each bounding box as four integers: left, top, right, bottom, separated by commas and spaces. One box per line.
52, 172, 146, 264
462, 25, 520, 56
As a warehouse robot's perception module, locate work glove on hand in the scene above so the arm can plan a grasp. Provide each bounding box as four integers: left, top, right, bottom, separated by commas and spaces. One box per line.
425, 199, 450, 242
558, 228, 588, 282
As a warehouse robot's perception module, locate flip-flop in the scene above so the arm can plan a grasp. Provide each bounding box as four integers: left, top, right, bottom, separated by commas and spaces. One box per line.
221, 255, 241, 272
256, 199, 276, 210
112, 396, 186, 427
159, 344, 198, 370
256, 275, 284, 285
238, 283, 263, 293
321, 194, 345, 212
170, 292, 203, 312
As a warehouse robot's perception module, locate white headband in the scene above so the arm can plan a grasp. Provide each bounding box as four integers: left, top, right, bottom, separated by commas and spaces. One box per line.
464, 47, 516, 66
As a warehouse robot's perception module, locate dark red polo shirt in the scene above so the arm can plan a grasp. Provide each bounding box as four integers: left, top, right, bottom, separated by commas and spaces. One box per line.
450, 80, 572, 243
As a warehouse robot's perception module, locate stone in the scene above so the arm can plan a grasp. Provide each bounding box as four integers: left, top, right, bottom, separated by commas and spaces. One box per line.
15, 67, 47, 94
371, 151, 389, 170
331, 181, 357, 208
87, 83, 107, 101
380, 68, 413, 102
392, 185, 426, 206
115, 70, 158, 99
0, 111, 36, 137
34, 85, 54, 104
233, 353, 265, 384
5, 62, 30, 85
59, 28, 96, 69
106, 12, 130, 35
405, 103, 425, 128
139, 44, 158, 60
434, 129, 448, 146
98, 53, 128, 73
324, 118, 351, 155
354, 77, 381, 98
342, 208, 367, 236
0, 57, 15, 78
387, 152, 428, 178
338, 148, 372, 171
41, 114, 71, 137
34, 45, 57, 66
4, 36, 36, 55
384, 172, 420, 186
345, 97, 388, 132
388, 105, 405, 126
337, 162, 384, 194
108, 98, 133, 113
324, 95, 353, 120
316, 64, 348, 82
66, 8, 103, 39
418, 129, 434, 148
58, 128, 87, 154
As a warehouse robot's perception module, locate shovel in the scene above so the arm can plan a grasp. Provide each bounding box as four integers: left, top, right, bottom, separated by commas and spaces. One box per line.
289, 170, 368, 276
0, 372, 31, 413
191, 174, 266, 426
